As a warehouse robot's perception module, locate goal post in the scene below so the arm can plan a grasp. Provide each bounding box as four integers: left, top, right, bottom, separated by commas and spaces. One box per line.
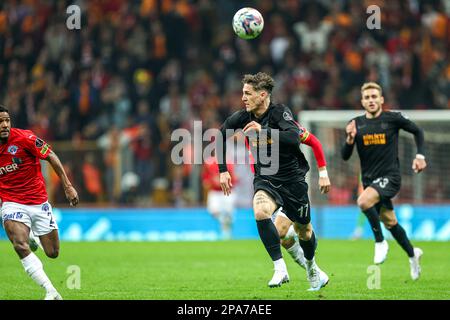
298, 110, 450, 206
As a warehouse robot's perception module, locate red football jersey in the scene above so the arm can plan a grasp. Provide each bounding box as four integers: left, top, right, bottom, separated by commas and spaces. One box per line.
0, 128, 51, 204
202, 156, 235, 192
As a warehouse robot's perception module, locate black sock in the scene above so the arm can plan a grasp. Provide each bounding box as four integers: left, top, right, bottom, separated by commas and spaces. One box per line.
388, 223, 415, 257
363, 206, 384, 242
256, 219, 282, 261
299, 230, 317, 261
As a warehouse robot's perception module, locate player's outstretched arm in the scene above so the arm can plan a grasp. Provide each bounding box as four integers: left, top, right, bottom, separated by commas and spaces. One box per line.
317, 166, 331, 194
45, 150, 79, 206
398, 115, 427, 174
301, 130, 330, 194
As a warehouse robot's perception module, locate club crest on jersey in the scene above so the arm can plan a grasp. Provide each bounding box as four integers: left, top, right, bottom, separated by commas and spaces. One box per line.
283, 112, 293, 121
7, 145, 18, 155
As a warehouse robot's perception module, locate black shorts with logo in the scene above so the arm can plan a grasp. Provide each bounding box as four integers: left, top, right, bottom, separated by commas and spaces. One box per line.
363, 175, 401, 210
253, 177, 311, 225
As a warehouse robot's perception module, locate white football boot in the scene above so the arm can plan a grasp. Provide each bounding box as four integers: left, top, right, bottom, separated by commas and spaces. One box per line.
306, 258, 329, 291
44, 290, 63, 300
268, 269, 290, 288
409, 248, 423, 281
374, 240, 389, 264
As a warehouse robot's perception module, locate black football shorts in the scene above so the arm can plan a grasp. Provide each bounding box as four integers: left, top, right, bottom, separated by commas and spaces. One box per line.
363, 175, 401, 210
253, 177, 311, 225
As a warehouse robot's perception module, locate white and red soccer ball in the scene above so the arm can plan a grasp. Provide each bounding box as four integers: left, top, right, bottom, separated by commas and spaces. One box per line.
232, 7, 264, 40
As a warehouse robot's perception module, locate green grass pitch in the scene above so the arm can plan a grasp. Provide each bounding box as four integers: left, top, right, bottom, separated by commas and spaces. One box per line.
0, 240, 449, 300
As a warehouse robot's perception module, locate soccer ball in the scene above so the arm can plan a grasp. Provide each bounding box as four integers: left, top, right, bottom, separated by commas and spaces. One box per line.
232, 7, 264, 40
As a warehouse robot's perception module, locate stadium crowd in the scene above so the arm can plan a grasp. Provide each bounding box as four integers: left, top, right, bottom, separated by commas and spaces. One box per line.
0, 0, 449, 205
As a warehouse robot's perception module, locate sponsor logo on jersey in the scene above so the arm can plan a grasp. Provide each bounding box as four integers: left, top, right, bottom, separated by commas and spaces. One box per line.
0, 163, 19, 175
250, 138, 273, 147
7, 145, 18, 155
2, 212, 24, 222
363, 133, 386, 146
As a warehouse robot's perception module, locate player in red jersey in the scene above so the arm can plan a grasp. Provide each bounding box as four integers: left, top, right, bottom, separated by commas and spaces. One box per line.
0, 105, 79, 300
202, 154, 237, 240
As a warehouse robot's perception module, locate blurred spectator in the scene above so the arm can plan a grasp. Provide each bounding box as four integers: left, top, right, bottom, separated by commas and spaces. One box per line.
0, 0, 448, 206
82, 152, 104, 202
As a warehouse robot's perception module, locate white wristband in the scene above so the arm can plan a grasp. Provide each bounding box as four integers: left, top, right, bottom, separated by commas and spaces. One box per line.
415, 154, 425, 160
319, 170, 328, 178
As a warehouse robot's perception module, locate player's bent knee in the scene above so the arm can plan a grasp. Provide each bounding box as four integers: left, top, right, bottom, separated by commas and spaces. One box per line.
45, 248, 59, 259
254, 208, 272, 221
298, 230, 312, 241
357, 196, 373, 211
382, 218, 398, 229
356, 196, 366, 210
13, 240, 30, 256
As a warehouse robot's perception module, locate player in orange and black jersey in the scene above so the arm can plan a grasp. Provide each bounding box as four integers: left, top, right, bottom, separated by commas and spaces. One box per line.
218, 72, 329, 291
341, 82, 426, 280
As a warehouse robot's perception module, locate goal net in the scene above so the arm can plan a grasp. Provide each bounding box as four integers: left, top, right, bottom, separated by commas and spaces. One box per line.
298, 110, 450, 206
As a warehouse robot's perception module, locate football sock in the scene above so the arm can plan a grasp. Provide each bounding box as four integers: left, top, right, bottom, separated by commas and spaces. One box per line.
21, 252, 56, 293
273, 258, 287, 271
256, 218, 283, 261
286, 241, 305, 267
388, 223, 415, 257
299, 230, 317, 261
363, 206, 385, 242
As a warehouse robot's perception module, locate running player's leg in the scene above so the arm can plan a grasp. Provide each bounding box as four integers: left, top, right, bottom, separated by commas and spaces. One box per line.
219, 193, 235, 240
282, 181, 328, 291
39, 229, 60, 259
357, 187, 385, 243
4, 219, 32, 259
4, 220, 61, 299
31, 201, 62, 298
294, 221, 328, 291
357, 186, 388, 264
218, 210, 233, 240
253, 190, 289, 287
274, 213, 306, 269
380, 206, 423, 280
33, 201, 60, 259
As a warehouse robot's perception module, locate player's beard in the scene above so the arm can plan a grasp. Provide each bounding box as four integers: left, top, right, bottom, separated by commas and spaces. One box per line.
0, 132, 9, 142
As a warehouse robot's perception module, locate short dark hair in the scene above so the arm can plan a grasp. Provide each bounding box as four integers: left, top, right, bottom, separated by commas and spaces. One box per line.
242, 72, 275, 94
0, 105, 9, 113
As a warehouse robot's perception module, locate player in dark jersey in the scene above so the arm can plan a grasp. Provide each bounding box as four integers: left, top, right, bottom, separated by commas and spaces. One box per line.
341, 82, 426, 280
0, 105, 79, 299
218, 72, 329, 290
